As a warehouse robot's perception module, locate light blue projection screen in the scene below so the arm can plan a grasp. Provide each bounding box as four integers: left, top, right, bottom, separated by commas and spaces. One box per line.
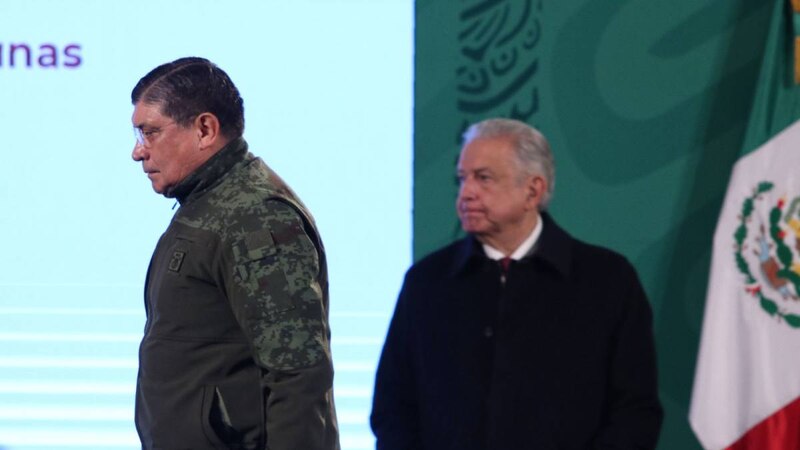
0, 1, 412, 448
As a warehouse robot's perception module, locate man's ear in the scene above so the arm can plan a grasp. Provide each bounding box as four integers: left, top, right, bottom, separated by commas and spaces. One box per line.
526, 175, 547, 210
194, 112, 222, 150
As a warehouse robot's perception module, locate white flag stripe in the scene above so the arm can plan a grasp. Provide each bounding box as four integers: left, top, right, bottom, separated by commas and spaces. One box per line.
690, 119, 800, 449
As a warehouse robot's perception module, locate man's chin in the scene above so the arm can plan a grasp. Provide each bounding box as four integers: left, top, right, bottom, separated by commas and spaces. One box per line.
460, 221, 488, 235
150, 181, 172, 196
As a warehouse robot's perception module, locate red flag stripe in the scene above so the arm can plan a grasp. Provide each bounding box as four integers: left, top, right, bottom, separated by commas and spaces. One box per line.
726, 396, 800, 450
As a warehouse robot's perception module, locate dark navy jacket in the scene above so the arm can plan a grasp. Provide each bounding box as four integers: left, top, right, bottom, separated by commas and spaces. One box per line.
371, 213, 662, 450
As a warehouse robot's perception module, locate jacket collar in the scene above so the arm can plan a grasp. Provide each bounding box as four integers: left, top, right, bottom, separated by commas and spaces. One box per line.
166, 137, 249, 204
449, 211, 573, 278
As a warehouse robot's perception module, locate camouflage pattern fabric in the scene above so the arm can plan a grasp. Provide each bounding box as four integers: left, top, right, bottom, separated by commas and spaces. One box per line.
136, 137, 339, 449
174, 155, 331, 372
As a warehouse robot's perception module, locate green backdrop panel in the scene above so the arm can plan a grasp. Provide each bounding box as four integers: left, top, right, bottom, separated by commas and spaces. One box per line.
414, 1, 772, 449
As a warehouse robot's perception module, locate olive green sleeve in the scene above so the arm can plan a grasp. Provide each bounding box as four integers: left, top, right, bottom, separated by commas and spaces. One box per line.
223, 199, 339, 450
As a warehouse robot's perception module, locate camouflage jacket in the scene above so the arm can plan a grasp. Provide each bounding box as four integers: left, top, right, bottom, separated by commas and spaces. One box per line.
135, 138, 339, 450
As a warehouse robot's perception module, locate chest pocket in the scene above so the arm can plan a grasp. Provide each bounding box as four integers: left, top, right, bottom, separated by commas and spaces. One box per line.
148, 230, 246, 338
162, 233, 219, 289
167, 234, 217, 284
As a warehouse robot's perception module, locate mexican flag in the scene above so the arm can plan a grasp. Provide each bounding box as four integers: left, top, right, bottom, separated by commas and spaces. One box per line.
689, 1, 800, 449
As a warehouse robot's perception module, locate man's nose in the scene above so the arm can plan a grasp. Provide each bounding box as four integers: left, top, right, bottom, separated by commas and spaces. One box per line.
458, 177, 477, 199
132, 142, 147, 161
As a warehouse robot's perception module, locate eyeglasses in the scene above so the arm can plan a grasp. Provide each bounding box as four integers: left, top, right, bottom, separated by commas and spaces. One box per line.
133, 121, 178, 148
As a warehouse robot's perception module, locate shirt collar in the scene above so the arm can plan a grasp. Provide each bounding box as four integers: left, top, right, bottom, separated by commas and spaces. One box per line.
450, 211, 572, 279
482, 215, 543, 261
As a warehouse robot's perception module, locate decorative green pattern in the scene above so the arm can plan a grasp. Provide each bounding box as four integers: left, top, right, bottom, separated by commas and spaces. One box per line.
457, 0, 542, 128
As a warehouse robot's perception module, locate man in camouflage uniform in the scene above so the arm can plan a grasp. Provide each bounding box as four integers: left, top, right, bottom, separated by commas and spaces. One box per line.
130, 57, 339, 450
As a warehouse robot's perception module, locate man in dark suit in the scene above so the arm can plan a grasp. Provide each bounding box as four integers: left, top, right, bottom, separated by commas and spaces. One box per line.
371, 118, 663, 450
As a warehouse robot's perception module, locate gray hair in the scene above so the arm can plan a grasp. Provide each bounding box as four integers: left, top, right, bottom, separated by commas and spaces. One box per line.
462, 118, 555, 210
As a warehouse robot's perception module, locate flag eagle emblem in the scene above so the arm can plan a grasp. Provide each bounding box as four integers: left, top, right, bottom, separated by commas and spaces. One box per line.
735, 181, 800, 328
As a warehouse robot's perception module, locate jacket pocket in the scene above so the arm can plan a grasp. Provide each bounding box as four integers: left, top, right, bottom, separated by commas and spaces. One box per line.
137, 377, 225, 449
201, 384, 262, 449
201, 385, 236, 448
